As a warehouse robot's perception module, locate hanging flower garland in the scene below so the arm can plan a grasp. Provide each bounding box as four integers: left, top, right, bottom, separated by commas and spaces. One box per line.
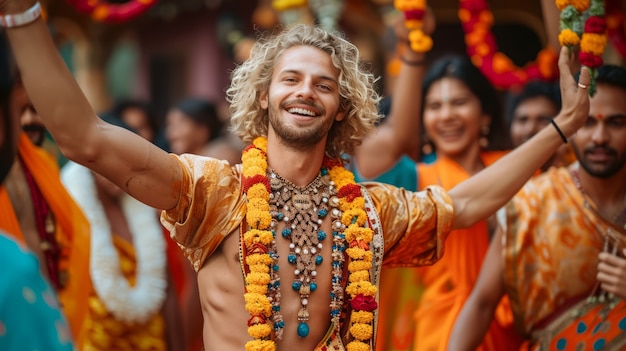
606, 0, 626, 58
458, 0, 559, 90
394, 0, 433, 53
557, 0, 607, 96
65, 0, 157, 24
241, 137, 377, 351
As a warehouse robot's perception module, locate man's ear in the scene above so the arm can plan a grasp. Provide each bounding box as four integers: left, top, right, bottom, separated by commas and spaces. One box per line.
260, 91, 268, 109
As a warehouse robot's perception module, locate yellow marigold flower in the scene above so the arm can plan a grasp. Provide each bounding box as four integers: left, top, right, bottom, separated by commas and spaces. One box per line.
344, 226, 373, 243
348, 260, 372, 273
246, 284, 268, 295
248, 198, 270, 212
346, 340, 370, 351
570, 0, 590, 12
580, 33, 608, 55
244, 293, 272, 316
339, 197, 365, 212
350, 322, 373, 341
558, 29, 580, 47
245, 339, 276, 351
248, 184, 270, 201
394, 0, 424, 12
246, 272, 271, 286
409, 29, 433, 53
246, 254, 272, 266
555, 0, 569, 10
253, 137, 268, 152
243, 165, 266, 178
242, 148, 263, 164
346, 281, 377, 296
246, 210, 272, 230
405, 19, 422, 31
346, 247, 367, 260
351, 311, 374, 324
249, 264, 270, 274
349, 270, 370, 283
329, 167, 354, 188
244, 229, 273, 246
248, 323, 272, 339
342, 209, 367, 227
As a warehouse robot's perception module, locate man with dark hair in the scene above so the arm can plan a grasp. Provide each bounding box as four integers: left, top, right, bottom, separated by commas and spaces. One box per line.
507, 80, 573, 171
450, 64, 626, 350
1, 2, 592, 349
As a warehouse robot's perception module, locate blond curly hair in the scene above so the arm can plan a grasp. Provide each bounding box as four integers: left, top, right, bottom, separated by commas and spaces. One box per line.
227, 24, 381, 158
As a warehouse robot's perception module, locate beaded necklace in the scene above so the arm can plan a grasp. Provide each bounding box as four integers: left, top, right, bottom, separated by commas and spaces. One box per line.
242, 137, 377, 351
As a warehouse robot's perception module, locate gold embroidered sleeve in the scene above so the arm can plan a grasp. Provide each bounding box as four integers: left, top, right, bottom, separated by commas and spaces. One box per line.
362, 183, 454, 267
160, 154, 246, 271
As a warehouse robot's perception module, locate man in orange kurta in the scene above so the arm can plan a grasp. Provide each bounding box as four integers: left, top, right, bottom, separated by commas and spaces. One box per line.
0, 129, 91, 347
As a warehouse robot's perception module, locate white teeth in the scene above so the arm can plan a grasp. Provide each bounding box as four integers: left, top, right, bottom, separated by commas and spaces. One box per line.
288, 107, 316, 116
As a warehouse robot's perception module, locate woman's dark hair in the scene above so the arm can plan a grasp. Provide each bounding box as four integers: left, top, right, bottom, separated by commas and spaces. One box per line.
111, 99, 159, 135
173, 98, 223, 142
0, 33, 16, 183
420, 55, 511, 155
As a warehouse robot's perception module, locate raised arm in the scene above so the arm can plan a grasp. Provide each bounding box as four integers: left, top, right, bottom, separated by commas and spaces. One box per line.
449, 46, 590, 229
447, 228, 507, 350
353, 10, 434, 178
1, 1, 180, 210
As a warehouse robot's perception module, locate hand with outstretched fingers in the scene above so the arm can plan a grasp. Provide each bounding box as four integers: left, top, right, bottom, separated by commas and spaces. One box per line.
554, 46, 591, 139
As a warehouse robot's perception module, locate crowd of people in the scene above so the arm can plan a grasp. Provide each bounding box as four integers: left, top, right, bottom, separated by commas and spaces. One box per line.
0, 1, 624, 351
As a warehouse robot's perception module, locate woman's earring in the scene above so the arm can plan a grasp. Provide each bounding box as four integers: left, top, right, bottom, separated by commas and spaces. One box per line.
479, 124, 490, 148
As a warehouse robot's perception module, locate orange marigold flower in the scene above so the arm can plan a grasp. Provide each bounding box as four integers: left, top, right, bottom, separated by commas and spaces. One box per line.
558, 29, 580, 46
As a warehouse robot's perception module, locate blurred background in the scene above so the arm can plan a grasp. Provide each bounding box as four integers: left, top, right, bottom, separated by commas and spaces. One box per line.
37, 0, 626, 132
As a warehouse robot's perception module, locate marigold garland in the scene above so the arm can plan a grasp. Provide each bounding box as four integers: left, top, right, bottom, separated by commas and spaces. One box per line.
459, 0, 559, 90
606, 0, 626, 58
394, 0, 433, 53
65, 0, 156, 24
242, 137, 377, 350
557, 0, 607, 96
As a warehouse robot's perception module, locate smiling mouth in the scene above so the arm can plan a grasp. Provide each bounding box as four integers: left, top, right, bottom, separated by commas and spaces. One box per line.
287, 107, 318, 117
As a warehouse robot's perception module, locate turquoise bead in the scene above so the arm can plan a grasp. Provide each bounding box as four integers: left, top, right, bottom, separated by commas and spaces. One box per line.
297, 322, 310, 337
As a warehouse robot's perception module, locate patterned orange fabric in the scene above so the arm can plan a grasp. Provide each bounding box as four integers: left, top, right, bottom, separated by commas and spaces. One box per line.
0, 133, 91, 348
501, 165, 626, 345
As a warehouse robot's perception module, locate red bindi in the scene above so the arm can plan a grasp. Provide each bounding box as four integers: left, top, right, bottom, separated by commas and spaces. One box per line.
597, 114, 603, 120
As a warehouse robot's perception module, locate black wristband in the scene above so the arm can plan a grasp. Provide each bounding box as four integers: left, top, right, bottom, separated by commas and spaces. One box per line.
550, 119, 568, 144
400, 56, 426, 67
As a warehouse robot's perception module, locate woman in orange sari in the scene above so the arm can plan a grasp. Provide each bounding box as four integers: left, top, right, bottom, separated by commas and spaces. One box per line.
356, 27, 520, 351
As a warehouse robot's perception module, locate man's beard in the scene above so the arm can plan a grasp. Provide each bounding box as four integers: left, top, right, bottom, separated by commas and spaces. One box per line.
268, 101, 334, 152
573, 144, 626, 179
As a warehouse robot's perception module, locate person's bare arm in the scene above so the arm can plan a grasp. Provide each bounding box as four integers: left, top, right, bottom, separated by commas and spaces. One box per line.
354, 10, 434, 179
449, 46, 590, 229
2, 2, 179, 210
447, 228, 508, 350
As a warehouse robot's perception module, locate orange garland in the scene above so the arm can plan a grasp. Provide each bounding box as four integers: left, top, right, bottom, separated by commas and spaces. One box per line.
65, 0, 156, 24
458, 0, 559, 90
394, 0, 433, 53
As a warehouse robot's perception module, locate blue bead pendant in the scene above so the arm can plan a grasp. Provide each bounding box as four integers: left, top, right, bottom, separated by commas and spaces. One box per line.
297, 322, 310, 337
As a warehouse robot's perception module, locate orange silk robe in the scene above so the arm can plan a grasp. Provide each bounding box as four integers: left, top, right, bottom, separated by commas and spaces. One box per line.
0, 133, 91, 348
501, 165, 626, 343
376, 151, 520, 351
160, 154, 455, 349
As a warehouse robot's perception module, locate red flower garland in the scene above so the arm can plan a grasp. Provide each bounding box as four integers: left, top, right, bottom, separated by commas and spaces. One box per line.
65, 0, 157, 24
459, 0, 559, 90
